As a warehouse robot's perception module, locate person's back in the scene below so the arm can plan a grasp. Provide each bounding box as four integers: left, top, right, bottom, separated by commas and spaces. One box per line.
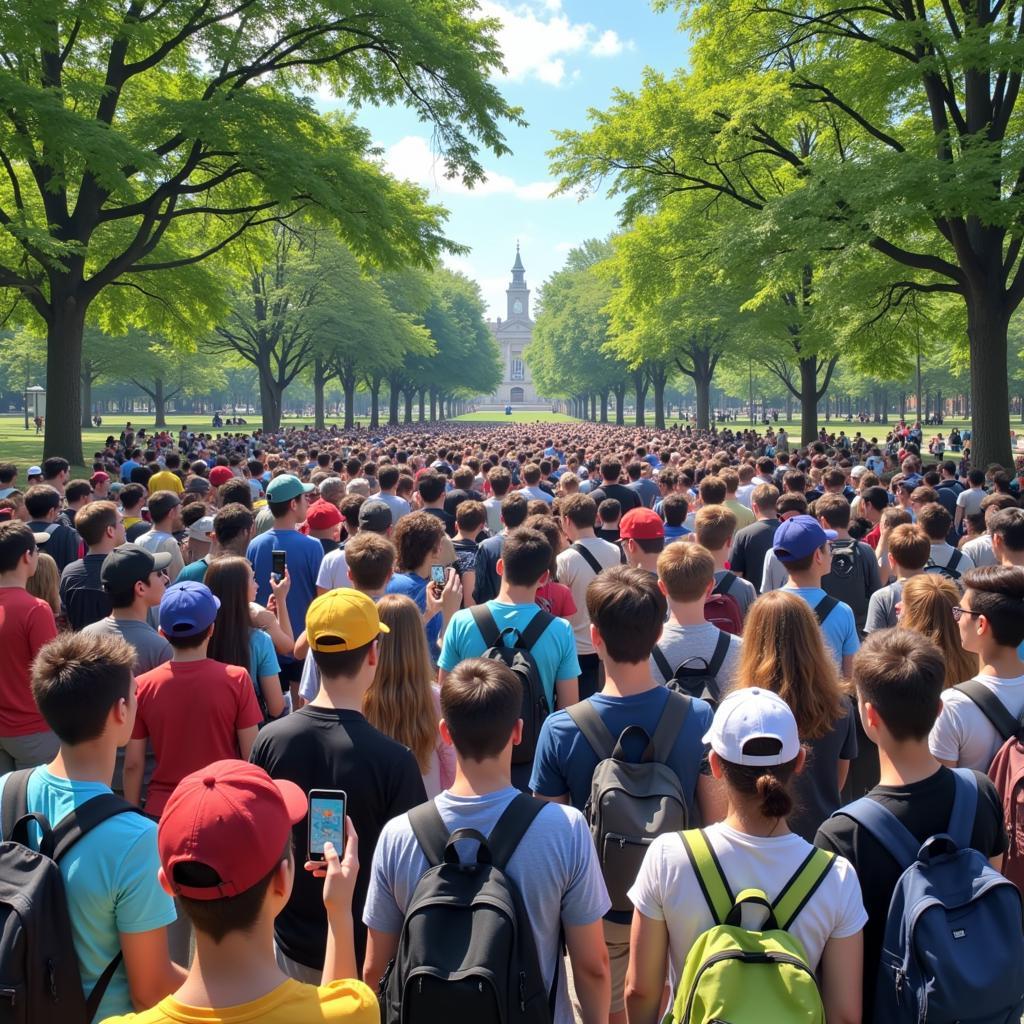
727, 484, 779, 593
814, 494, 881, 633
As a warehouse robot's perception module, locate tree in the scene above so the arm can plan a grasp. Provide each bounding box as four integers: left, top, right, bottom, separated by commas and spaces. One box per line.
126, 335, 225, 426
79, 329, 124, 428
0, 1, 520, 461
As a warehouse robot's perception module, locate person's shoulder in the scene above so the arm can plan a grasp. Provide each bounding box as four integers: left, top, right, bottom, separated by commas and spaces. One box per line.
285, 979, 380, 1022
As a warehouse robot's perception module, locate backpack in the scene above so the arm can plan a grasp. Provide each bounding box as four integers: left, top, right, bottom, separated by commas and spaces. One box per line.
566, 692, 691, 915
835, 768, 1024, 1023
0, 768, 138, 1024
652, 631, 731, 708
666, 828, 834, 1024
924, 548, 964, 581
380, 794, 557, 1024
703, 575, 743, 635
813, 594, 838, 625
827, 539, 859, 580
470, 606, 554, 767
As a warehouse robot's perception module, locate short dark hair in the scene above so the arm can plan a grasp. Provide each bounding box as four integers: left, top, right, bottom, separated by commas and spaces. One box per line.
65, 479, 93, 504
42, 457, 69, 480
488, 467, 512, 497
586, 564, 666, 663
378, 465, 400, 490
991, 507, 1024, 552
968, 469, 985, 486
312, 638, 374, 680
392, 511, 444, 572
456, 500, 486, 532
417, 472, 446, 504
814, 493, 851, 530
916, 502, 952, 541
148, 490, 180, 523
120, 483, 146, 512
165, 624, 213, 651
853, 628, 945, 740
598, 498, 621, 524
499, 492, 529, 529
75, 500, 118, 548
31, 632, 134, 744
662, 492, 689, 527
344, 533, 396, 591
24, 485, 61, 520
0, 521, 37, 572
560, 492, 597, 529
963, 565, 1024, 647
441, 658, 522, 760
860, 486, 889, 513
600, 458, 622, 481
500, 528, 551, 586
0, 464, 16, 485
213, 503, 254, 546
218, 479, 252, 509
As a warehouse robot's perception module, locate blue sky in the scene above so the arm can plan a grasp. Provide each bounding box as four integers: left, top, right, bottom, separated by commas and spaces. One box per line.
335, 1, 689, 319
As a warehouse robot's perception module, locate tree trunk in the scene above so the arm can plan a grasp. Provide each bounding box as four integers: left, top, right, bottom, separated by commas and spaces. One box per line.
153, 378, 167, 428
652, 365, 667, 429
313, 358, 326, 430
80, 369, 93, 430
258, 372, 282, 433
368, 378, 381, 429
342, 376, 356, 429
387, 379, 400, 426
634, 372, 649, 427
798, 357, 819, 446
404, 389, 414, 424
600, 391, 608, 423
429, 388, 437, 422
614, 384, 626, 425
418, 389, 426, 422
966, 291, 1012, 469
44, 299, 88, 464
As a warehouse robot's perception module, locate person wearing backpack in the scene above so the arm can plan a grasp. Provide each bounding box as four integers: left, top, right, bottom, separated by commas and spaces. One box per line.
815, 628, 1015, 1022
917, 501, 975, 579
362, 657, 611, 1024
626, 687, 866, 1024
929, 565, 1024, 770
0, 631, 183, 1023
530, 565, 718, 1024
693, 505, 755, 624
649, 542, 742, 700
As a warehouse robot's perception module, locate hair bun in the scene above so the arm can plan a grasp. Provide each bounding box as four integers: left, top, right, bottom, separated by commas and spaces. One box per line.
756, 771, 793, 819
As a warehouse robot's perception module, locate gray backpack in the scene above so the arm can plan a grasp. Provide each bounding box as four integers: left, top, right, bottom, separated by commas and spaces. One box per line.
567, 693, 691, 915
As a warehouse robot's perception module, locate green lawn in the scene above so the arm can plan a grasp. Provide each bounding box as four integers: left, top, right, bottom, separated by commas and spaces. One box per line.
453, 411, 580, 423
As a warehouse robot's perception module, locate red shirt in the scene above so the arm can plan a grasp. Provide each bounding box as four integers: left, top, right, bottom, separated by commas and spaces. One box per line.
535, 581, 577, 619
865, 523, 881, 549
0, 588, 57, 735
132, 658, 263, 817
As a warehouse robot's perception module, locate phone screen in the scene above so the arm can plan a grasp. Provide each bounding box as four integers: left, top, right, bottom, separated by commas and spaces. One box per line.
308, 792, 346, 860
430, 564, 446, 587
272, 550, 287, 577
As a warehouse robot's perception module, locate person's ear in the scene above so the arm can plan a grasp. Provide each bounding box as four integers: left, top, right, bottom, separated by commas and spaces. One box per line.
510, 718, 524, 747
439, 718, 454, 747
367, 639, 379, 667
496, 557, 504, 578
708, 750, 723, 780
157, 866, 174, 897
589, 622, 603, 654
537, 569, 550, 588
657, 577, 669, 597
794, 747, 807, 775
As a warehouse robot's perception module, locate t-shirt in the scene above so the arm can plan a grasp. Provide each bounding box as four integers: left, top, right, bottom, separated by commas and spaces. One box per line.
956, 487, 986, 517
377, 492, 411, 524
146, 470, 183, 495
517, 485, 554, 505
81, 616, 172, 674
132, 659, 263, 817
60, 553, 112, 629
929, 541, 975, 575
422, 505, 456, 536
27, 519, 81, 574
963, 533, 997, 568
0, 587, 57, 735
386, 572, 443, 657
629, 823, 866, 994
728, 519, 779, 595
473, 533, 505, 604
482, 496, 503, 534
815, 767, 1006, 1020
0, 767, 175, 1023
555, 537, 623, 656
535, 580, 577, 619
249, 627, 280, 682
713, 569, 756, 620
723, 498, 756, 530
820, 540, 882, 633
316, 548, 351, 592
587, 482, 641, 513
783, 587, 860, 671
250, 706, 427, 970
136, 530, 184, 583
929, 672, 1024, 769
650, 622, 742, 693
628, 477, 661, 509
437, 601, 580, 712
99, 978, 379, 1024
363, 787, 610, 1024
174, 557, 209, 583
864, 580, 904, 633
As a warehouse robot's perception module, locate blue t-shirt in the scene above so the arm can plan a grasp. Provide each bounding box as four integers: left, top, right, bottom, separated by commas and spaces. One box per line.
118, 459, 139, 483
0, 768, 176, 1022
387, 572, 443, 658
249, 626, 280, 681
786, 586, 860, 669
438, 601, 581, 711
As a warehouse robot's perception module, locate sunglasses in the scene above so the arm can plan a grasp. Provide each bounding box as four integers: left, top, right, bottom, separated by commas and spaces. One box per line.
951, 606, 982, 622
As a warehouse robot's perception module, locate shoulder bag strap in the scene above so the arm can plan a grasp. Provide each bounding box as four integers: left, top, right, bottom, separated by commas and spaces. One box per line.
679, 828, 733, 926
948, 549, 963, 573
771, 847, 835, 930
1, 768, 33, 841
651, 645, 674, 684
571, 542, 603, 576
948, 768, 980, 849
469, 604, 502, 648
954, 680, 1020, 741
617, 542, 627, 565
565, 701, 617, 760
648, 690, 691, 764
831, 797, 921, 870
712, 572, 736, 597
486, 793, 548, 871
814, 594, 839, 625
706, 632, 731, 678
407, 801, 450, 868
516, 609, 554, 651
85, 951, 127, 1021
51, 794, 139, 863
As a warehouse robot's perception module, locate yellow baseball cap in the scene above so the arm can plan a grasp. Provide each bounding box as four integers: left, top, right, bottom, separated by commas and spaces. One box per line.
306, 589, 389, 653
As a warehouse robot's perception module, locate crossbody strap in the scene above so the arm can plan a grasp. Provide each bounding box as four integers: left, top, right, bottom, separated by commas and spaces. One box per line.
469, 604, 502, 648
706, 632, 731, 678
947, 549, 963, 573
831, 797, 921, 870
571, 542, 603, 576
712, 572, 736, 597
516, 609, 554, 651
955, 680, 1020, 741
51, 794, 139, 863
565, 701, 617, 761
814, 594, 838, 625
680, 828, 734, 926
486, 793, 548, 870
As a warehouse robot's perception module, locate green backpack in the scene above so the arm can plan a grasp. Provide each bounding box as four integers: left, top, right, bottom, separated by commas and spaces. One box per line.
666, 829, 835, 1024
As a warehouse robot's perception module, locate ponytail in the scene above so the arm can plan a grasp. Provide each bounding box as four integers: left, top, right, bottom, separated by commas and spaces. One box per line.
754, 771, 794, 819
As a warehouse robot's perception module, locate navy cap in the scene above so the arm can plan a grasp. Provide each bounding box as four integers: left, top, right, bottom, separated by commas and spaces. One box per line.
772, 514, 837, 562
159, 581, 221, 638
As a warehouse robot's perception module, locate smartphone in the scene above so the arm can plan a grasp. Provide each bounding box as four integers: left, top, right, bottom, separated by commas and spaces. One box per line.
272, 549, 287, 580
308, 789, 346, 861
430, 564, 447, 587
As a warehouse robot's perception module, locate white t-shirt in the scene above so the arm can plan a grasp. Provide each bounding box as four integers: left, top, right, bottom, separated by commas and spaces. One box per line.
316, 547, 350, 592
929, 673, 1024, 770
929, 542, 975, 574
628, 824, 866, 993
963, 534, 997, 568
555, 537, 623, 655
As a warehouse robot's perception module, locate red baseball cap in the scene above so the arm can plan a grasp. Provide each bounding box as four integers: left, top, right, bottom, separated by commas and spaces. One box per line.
90, 471, 110, 485
620, 507, 665, 540
158, 760, 307, 900
305, 498, 343, 530
209, 466, 234, 488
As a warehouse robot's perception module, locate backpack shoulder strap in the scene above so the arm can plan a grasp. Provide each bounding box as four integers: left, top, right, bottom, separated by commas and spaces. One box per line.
712, 572, 736, 597
947, 549, 963, 573
651, 645, 673, 684
680, 828, 733, 925
771, 847, 835, 930
565, 701, 617, 760
954, 680, 1020, 740
516, 609, 554, 651
51, 794, 139, 863
948, 768, 979, 849
648, 691, 691, 764
407, 800, 450, 868
706, 631, 731, 678
1, 768, 33, 841
469, 604, 501, 648
814, 594, 839, 625
831, 796, 921, 870
571, 542, 603, 576
486, 793, 548, 871
617, 543, 627, 564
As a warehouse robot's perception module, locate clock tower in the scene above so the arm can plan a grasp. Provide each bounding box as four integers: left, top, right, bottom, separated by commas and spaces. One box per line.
506, 243, 530, 321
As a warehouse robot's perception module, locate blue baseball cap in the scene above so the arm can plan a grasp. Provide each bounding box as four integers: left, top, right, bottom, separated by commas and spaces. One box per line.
159, 581, 221, 638
772, 514, 837, 563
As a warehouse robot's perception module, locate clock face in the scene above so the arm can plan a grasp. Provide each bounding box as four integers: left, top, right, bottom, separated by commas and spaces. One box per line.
513, 299, 523, 315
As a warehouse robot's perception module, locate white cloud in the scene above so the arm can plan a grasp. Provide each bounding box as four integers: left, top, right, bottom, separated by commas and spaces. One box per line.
590, 29, 629, 57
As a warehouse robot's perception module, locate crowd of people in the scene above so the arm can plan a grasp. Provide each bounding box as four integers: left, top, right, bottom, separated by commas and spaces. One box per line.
0, 417, 1023, 1024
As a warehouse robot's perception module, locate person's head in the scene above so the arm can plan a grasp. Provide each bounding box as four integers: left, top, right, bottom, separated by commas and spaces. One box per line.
698, 475, 727, 507
597, 498, 621, 528
26, 551, 60, 614
772, 514, 835, 578
694, 505, 737, 554
662, 492, 689, 528
899, 574, 978, 687
212, 503, 254, 552
120, 483, 146, 514
440, 658, 523, 763
455, 500, 486, 538
24, 484, 61, 523
31, 631, 136, 748
969, 468, 985, 487
916, 502, 952, 542
101, 543, 171, 609
587, 564, 666, 664
416, 471, 446, 505
521, 463, 541, 486
524, 514, 563, 575
776, 492, 808, 520
65, 479, 93, 510
600, 458, 622, 484
488, 466, 512, 498
265, 474, 314, 521
813, 493, 851, 532
75, 500, 124, 552
378, 465, 400, 493
619, 507, 665, 563
956, 565, 1024, 653
859, 485, 889, 524
306, 588, 387, 683
158, 759, 307, 944
657, 541, 714, 606
853, 627, 946, 744
752, 483, 779, 517
393, 510, 445, 572
204, 557, 259, 673
42, 457, 70, 488
991, 507, 1024, 564
559, 492, 597, 536
887, 523, 931, 573
304, 498, 343, 541
0, 463, 16, 487
344, 532, 396, 592
0, 520, 42, 578
148, 490, 182, 531
736, 591, 846, 740
497, 527, 551, 589
159, 580, 221, 652
499, 492, 529, 530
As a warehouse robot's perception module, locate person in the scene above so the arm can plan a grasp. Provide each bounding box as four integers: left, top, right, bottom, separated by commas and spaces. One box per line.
619, 507, 664, 574
720, 470, 755, 529
694, 505, 757, 620
205, 557, 287, 722
416, 471, 456, 535
525, 513, 577, 619
174, 502, 255, 583
0, 462, 18, 499
136, 492, 185, 583
451, 499, 485, 598
530, 565, 718, 1024
316, 499, 393, 595
917, 501, 975, 577
626, 687, 866, 1024
864, 523, 930, 632
991, 506, 1024, 567
963, 493, 1019, 568
375, 464, 411, 525
482, 465, 511, 534
727, 483, 780, 593
363, 594, 456, 799
516, 462, 554, 505
250, 589, 427, 980
661, 492, 691, 543
60, 478, 94, 529
587, 459, 641, 514
735, 591, 857, 839
928, 565, 1024, 770
954, 467, 987, 532
99, 759, 377, 1024
147, 454, 184, 496
119, 484, 149, 539
626, 460, 660, 509
305, 498, 344, 555
0, 631, 183, 1021
899, 573, 978, 687
26, 548, 61, 617
24, 483, 81, 572
815, 629, 1006, 1021
0, 521, 60, 771
42, 456, 70, 498
59, 500, 126, 631
362, 658, 612, 1024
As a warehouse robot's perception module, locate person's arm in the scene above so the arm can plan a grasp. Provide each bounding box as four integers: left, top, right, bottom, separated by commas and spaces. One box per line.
236, 724, 259, 760
937, 757, 958, 768
120, 927, 187, 1010
837, 759, 850, 791
555, 677, 579, 709
267, 570, 294, 643
840, 654, 854, 679
293, 629, 309, 660
306, 818, 360, 984
565, 919, 610, 1024
364, 928, 399, 992
696, 772, 726, 825
122, 738, 147, 807
624, 910, 669, 1024
258, 674, 286, 718
819, 932, 863, 1024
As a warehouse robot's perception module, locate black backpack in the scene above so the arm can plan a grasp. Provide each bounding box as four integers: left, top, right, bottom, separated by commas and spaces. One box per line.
814, 594, 838, 625
471, 606, 554, 766
925, 549, 965, 581
0, 769, 137, 1024
380, 794, 557, 1024
652, 631, 731, 707
828, 539, 859, 580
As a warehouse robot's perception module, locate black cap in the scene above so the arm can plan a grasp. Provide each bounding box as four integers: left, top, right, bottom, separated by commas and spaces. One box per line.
358, 499, 392, 533
101, 544, 172, 592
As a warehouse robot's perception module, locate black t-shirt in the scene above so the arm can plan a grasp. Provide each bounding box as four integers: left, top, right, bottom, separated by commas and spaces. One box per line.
728, 518, 779, 594
249, 706, 427, 970
588, 482, 641, 514
442, 488, 482, 517
815, 766, 1006, 1019
423, 505, 456, 536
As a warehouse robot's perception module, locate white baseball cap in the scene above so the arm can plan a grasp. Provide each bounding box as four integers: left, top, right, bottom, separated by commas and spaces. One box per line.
702, 688, 801, 767
187, 516, 215, 541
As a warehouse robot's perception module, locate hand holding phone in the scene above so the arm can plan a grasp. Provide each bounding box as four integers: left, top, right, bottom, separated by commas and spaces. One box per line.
430, 563, 447, 597
308, 789, 346, 861
272, 549, 287, 582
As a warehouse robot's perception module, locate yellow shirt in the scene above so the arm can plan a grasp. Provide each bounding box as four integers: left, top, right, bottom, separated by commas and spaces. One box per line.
148, 470, 184, 495
724, 498, 756, 530
100, 978, 378, 1024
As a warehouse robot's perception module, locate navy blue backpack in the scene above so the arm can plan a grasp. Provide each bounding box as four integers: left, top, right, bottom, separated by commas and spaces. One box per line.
836, 768, 1024, 1023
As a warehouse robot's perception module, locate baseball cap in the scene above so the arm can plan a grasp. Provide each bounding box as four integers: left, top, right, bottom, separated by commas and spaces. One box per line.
209, 466, 234, 488
772, 514, 836, 562
850, 465, 867, 479
266, 474, 314, 503
159, 580, 221, 638
620, 507, 665, 540
703, 688, 801, 767
358, 499, 392, 533
90, 471, 110, 485
305, 499, 343, 531
158, 759, 307, 900
185, 477, 211, 495
27, 466, 41, 477
187, 515, 215, 542
101, 543, 172, 592
306, 589, 389, 654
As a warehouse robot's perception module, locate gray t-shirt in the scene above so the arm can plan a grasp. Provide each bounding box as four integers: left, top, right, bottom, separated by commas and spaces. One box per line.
864, 580, 904, 633
81, 616, 172, 674
963, 534, 997, 568
650, 622, 742, 693
363, 786, 610, 1024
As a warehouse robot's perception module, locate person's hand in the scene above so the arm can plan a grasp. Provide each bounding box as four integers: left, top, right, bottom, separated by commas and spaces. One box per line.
440, 567, 463, 617
270, 567, 291, 605
425, 579, 444, 619
305, 817, 359, 917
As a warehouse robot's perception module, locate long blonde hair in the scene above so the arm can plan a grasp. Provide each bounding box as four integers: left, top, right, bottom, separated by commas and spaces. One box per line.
27, 552, 60, 617
363, 594, 439, 773
900, 574, 978, 688
736, 590, 847, 740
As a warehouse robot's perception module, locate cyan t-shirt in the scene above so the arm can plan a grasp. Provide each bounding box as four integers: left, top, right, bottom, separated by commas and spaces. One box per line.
0, 767, 176, 1022
249, 627, 280, 681
437, 601, 581, 711
786, 586, 860, 669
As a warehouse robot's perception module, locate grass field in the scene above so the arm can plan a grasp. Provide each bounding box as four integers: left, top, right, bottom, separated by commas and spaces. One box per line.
453, 411, 580, 423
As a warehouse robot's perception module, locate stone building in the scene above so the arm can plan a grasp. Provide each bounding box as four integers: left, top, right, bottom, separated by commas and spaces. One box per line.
482, 245, 542, 406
